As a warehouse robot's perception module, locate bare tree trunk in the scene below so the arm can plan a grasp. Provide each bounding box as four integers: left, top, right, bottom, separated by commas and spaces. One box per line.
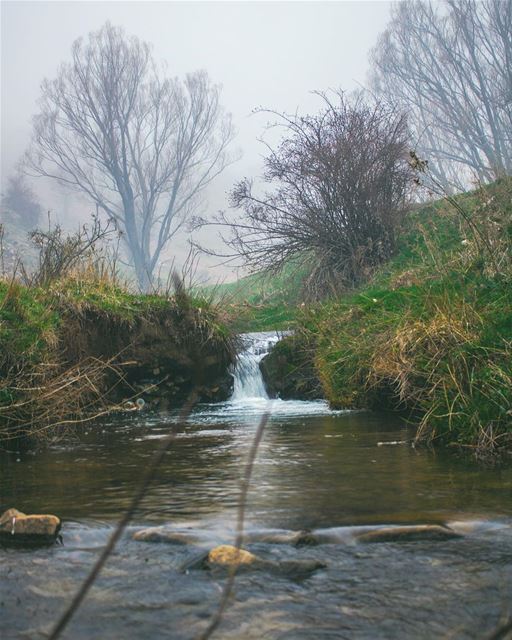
25, 23, 235, 290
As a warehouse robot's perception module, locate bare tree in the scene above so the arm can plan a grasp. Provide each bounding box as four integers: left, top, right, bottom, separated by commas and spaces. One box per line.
203, 92, 411, 298
370, 0, 512, 191
25, 22, 235, 290
1, 172, 42, 231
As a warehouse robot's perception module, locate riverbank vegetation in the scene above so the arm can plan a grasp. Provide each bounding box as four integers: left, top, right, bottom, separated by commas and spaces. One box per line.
253, 177, 512, 458
203, 92, 411, 301
0, 231, 236, 444
206, 0, 512, 459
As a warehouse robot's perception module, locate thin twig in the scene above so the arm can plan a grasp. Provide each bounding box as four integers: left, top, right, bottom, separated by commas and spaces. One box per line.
487, 617, 512, 640
196, 405, 271, 640
47, 389, 199, 640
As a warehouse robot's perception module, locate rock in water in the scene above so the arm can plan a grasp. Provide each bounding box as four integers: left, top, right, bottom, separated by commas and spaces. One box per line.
356, 524, 462, 544
207, 544, 258, 566
133, 527, 203, 545
276, 559, 327, 579
0, 508, 61, 546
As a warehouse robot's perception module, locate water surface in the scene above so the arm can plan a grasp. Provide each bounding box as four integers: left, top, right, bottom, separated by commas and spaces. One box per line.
1, 332, 511, 639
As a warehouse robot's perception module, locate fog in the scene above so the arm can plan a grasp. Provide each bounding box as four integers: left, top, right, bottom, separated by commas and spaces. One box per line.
1, 1, 391, 282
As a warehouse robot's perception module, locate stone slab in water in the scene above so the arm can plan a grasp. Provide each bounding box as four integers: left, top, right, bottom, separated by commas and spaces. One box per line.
133, 526, 214, 545
0, 508, 61, 546
356, 524, 462, 543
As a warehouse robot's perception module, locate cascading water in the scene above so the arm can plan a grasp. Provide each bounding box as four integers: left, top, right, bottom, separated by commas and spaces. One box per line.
192, 331, 335, 421
230, 331, 281, 401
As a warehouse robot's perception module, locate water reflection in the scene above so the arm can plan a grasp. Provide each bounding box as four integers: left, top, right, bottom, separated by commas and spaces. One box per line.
2, 402, 512, 640
1, 407, 511, 527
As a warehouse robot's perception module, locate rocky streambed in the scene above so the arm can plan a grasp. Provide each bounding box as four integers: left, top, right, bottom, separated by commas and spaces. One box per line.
1, 332, 512, 639
2, 516, 512, 639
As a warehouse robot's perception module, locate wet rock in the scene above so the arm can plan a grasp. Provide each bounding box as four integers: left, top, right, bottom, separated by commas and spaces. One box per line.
356, 524, 463, 544
198, 372, 234, 402
0, 508, 61, 546
244, 528, 300, 544
134, 529, 191, 544
260, 334, 323, 400
179, 550, 211, 572
293, 529, 320, 547
177, 541, 326, 579
275, 559, 327, 579
133, 527, 204, 545
207, 545, 258, 566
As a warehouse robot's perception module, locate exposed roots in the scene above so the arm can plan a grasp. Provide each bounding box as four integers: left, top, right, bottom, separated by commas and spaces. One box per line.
0, 356, 126, 442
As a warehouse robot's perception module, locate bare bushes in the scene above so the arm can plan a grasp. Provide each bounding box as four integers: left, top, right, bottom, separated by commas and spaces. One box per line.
209, 91, 411, 299
18, 216, 117, 287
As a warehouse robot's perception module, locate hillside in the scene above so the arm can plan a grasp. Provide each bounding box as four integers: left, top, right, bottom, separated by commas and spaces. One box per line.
230, 178, 512, 457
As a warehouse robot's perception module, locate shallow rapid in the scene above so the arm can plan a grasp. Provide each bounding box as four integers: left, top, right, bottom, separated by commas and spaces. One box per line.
1, 332, 511, 639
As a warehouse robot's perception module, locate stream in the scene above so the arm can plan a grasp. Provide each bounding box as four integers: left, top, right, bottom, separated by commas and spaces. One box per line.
1, 331, 512, 639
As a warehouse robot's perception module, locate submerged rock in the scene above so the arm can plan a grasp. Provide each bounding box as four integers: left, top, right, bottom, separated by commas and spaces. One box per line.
173, 541, 326, 579
205, 546, 325, 579
133, 526, 205, 545
0, 508, 61, 546
293, 529, 320, 547
356, 524, 463, 544
276, 559, 327, 579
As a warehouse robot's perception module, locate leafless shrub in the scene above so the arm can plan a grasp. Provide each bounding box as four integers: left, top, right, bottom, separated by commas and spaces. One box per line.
202, 91, 411, 299
20, 215, 115, 287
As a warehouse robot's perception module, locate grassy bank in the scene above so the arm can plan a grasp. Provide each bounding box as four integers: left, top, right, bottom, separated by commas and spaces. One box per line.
0, 274, 236, 443
303, 178, 512, 456
206, 261, 306, 332
239, 178, 512, 457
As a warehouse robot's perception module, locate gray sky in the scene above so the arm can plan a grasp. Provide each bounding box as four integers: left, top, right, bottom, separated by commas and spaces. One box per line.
1, 0, 392, 281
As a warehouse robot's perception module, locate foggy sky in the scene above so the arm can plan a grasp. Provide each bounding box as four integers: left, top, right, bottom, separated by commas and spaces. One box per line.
1, 0, 392, 281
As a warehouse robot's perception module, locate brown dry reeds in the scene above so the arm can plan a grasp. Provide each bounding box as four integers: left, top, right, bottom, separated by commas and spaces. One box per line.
0, 355, 127, 442
368, 306, 478, 410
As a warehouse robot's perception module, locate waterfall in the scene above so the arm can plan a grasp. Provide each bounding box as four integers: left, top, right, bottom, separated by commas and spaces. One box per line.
231, 332, 281, 401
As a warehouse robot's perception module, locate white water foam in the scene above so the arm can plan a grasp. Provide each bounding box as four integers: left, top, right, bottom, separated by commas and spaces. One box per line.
230, 331, 281, 401
192, 331, 345, 423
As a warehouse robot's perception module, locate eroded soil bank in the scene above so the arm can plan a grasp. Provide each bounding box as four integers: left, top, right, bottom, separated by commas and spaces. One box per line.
0, 280, 236, 443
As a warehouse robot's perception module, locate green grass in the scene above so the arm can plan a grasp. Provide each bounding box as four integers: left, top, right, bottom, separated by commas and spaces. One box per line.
300, 178, 512, 454
0, 281, 60, 369
202, 260, 308, 332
